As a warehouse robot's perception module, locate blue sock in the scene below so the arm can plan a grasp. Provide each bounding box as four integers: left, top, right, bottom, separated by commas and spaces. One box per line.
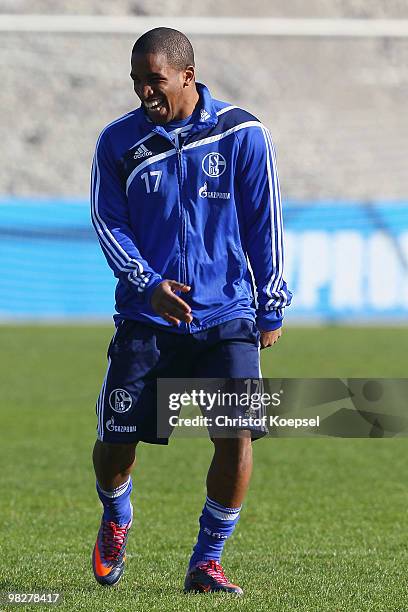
189, 496, 242, 569
96, 477, 133, 525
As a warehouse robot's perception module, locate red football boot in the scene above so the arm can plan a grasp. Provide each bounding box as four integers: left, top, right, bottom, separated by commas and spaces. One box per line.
92, 505, 133, 586
184, 560, 243, 595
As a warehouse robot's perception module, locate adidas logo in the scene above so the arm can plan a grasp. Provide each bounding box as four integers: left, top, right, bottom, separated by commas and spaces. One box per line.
133, 144, 152, 159
200, 109, 211, 122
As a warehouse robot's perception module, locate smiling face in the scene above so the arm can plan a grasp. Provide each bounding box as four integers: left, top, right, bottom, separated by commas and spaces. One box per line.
130, 52, 197, 125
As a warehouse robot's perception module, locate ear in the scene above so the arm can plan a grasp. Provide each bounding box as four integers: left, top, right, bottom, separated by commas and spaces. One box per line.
183, 65, 195, 87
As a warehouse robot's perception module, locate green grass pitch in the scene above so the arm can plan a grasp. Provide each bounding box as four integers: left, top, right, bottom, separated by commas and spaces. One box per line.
1, 325, 408, 611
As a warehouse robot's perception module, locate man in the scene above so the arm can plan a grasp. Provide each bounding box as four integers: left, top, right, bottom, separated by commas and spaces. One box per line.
91, 27, 292, 595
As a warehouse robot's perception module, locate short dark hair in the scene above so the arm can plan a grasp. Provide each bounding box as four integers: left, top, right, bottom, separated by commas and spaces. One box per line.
132, 27, 195, 71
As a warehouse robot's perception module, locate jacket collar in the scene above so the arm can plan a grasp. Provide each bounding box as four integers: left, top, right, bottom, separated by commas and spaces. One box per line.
141, 82, 218, 139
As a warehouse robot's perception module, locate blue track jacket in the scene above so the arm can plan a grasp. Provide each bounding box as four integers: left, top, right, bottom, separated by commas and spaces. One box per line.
91, 83, 292, 333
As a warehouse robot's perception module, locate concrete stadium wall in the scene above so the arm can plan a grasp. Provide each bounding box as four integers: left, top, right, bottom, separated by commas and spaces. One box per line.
1, 1, 408, 18
1, 2, 407, 200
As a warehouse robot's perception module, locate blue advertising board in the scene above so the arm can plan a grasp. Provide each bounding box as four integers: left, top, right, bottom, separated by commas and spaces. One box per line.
284, 201, 408, 322
0, 198, 407, 322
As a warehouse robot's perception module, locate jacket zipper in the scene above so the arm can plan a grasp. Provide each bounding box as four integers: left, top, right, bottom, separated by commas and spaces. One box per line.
176, 148, 186, 284
175, 142, 191, 333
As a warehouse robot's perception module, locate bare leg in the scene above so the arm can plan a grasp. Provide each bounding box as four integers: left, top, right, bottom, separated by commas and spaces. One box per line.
92, 439, 137, 490
206, 431, 253, 507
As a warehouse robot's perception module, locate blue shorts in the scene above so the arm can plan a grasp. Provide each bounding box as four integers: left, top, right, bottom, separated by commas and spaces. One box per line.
96, 318, 265, 445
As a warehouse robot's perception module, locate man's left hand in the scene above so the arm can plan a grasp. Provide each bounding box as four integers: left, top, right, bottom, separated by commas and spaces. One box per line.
259, 327, 282, 349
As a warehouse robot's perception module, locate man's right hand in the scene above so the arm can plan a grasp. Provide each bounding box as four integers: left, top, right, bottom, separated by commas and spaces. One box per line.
150, 280, 193, 326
